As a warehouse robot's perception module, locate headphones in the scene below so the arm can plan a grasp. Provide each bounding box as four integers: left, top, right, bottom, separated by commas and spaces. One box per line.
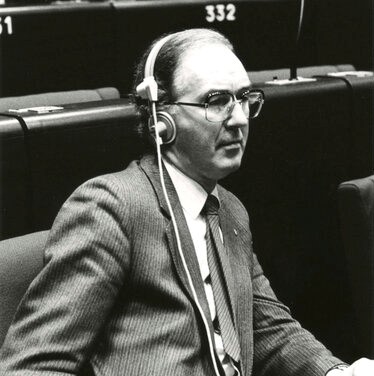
136, 34, 177, 145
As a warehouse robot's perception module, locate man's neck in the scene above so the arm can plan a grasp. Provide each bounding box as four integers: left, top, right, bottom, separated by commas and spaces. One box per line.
162, 153, 216, 193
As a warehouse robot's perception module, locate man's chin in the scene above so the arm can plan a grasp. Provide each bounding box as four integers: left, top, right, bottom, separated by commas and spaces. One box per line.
215, 158, 242, 180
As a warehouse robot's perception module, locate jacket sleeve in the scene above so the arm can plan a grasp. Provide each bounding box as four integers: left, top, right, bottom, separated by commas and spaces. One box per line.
0, 174, 133, 376
251, 252, 343, 376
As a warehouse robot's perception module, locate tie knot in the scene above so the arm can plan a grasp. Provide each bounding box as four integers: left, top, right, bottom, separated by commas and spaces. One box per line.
203, 194, 220, 216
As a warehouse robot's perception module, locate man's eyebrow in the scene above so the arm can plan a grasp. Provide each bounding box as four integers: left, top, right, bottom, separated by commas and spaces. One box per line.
201, 86, 253, 99
205, 89, 231, 98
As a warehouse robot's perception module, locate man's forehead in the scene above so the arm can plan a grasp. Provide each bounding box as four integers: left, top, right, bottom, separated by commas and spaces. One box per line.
175, 44, 250, 97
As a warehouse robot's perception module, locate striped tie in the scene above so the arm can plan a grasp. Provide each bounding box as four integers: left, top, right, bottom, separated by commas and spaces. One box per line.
203, 195, 240, 362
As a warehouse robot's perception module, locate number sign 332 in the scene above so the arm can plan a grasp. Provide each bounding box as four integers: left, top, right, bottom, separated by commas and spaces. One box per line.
205, 3, 236, 23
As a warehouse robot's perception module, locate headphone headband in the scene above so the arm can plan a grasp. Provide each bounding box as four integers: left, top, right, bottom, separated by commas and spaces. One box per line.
144, 34, 173, 78
136, 34, 173, 102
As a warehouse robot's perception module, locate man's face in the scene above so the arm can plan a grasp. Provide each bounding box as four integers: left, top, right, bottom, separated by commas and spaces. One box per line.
164, 44, 251, 192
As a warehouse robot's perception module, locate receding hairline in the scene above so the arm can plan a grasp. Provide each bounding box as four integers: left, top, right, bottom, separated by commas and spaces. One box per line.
163, 29, 236, 98
172, 42, 244, 99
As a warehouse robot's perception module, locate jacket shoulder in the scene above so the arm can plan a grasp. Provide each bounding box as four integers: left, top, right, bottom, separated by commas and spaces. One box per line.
218, 185, 249, 219
52, 159, 157, 233
76, 159, 152, 203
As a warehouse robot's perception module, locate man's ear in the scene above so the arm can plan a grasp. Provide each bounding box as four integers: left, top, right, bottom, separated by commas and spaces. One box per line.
154, 111, 177, 144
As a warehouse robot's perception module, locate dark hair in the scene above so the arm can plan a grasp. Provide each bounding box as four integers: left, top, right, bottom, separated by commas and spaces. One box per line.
132, 28, 234, 146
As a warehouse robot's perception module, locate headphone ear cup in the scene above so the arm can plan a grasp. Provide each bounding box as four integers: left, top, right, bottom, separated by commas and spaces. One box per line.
151, 111, 176, 144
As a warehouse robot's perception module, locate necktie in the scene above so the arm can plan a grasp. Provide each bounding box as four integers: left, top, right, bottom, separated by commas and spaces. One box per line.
203, 195, 240, 362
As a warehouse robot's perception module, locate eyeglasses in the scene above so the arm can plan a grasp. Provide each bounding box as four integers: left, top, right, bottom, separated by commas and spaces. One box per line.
160, 89, 264, 123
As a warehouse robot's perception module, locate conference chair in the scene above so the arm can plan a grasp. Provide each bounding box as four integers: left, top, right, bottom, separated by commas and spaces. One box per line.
0, 231, 49, 346
0, 87, 120, 112
338, 175, 374, 358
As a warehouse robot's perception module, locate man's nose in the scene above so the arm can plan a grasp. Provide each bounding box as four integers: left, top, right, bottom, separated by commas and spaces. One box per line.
225, 102, 248, 128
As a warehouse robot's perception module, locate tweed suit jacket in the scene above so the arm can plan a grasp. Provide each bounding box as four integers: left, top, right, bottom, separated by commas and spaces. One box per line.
0, 154, 342, 376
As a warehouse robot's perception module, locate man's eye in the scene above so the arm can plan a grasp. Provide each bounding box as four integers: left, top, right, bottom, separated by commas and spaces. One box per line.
208, 94, 230, 108
246, 92, 263, 103
240, 92, 252, 102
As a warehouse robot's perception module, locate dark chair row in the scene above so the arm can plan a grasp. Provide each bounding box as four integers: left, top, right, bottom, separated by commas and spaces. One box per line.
0, 0, 371, 97
0, 94, 139, 240
0, 66, 364, 240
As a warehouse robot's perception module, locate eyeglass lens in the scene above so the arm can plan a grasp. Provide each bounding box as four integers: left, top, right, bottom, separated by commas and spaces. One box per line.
206, 92, 263, 122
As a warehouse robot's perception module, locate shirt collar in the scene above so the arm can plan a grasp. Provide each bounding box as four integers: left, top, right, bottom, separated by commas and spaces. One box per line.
163, 159, 219, 219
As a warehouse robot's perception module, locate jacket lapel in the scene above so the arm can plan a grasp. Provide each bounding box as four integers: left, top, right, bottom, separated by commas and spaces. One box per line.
167, 202, 214, 335
139, 154, 214, 336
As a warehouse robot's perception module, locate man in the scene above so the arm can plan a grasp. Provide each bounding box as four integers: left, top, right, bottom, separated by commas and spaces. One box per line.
0, 29, 372, 376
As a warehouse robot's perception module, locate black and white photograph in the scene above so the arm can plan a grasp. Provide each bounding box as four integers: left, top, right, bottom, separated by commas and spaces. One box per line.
0, 1, 373, 375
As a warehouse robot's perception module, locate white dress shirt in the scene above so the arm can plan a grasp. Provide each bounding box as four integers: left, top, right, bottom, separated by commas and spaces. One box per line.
164, 160, 238, 376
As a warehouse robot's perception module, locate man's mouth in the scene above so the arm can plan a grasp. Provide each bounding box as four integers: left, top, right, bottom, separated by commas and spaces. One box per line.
219, 139, 242, 148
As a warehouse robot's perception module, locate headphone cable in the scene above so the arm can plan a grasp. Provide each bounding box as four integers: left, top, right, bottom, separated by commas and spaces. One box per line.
152, 101, 221, 376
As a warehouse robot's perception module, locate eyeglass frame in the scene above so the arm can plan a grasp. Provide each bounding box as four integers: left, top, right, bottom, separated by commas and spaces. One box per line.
158, 89, 264, 123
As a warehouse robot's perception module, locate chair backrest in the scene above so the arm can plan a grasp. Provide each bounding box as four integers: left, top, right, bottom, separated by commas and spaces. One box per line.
0, 87, 119, 112
0, 230, 49, 346
338, 175, 374, 358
